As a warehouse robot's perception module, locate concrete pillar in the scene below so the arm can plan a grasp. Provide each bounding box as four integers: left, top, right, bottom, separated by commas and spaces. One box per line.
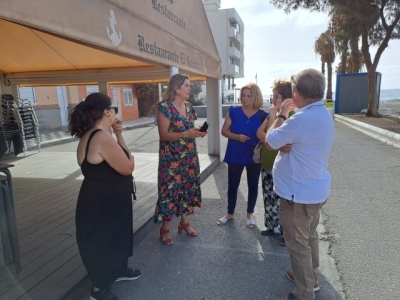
98, 82, 108, 94
0, 81, 18, 98
10, 85, 18, 97
206, 77, 222, 159
170, 67, 179, 76
158, 83, 163, 102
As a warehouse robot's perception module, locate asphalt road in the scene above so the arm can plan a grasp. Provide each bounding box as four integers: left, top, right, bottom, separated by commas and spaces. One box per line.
323, 121, 400, 299
43, 118, 399, 299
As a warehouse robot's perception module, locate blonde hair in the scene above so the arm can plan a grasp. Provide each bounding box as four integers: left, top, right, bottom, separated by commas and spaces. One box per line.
240, 83, 263, 109
163, 74, 189, 103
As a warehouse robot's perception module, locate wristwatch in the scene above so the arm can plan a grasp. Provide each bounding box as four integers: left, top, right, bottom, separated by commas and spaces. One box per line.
277, 114, 287, 121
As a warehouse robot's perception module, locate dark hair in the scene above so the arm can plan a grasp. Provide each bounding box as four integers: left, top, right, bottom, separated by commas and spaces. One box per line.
163, 74, 190, 103
68, 92, 112, 138
273, 79, 292, 100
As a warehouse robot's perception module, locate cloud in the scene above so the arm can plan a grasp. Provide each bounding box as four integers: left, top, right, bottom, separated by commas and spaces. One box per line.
221, 0, 328, 28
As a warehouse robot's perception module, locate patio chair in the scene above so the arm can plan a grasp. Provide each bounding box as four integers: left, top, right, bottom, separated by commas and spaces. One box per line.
18, 98, 41, 151
0, 95, 26, 156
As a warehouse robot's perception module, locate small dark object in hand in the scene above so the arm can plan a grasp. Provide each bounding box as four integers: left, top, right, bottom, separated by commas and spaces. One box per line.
199, 121, 209, 132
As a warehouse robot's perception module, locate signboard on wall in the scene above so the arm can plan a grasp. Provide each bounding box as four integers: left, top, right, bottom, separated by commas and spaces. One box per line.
0, 0, 221, 78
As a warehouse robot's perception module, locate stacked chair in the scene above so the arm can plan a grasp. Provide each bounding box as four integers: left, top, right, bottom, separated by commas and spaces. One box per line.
0, 94, 41, 160
18, 98, 41, 152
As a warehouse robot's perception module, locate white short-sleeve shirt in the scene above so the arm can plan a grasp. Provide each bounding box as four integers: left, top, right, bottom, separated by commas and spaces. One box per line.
266, 100, 334, 204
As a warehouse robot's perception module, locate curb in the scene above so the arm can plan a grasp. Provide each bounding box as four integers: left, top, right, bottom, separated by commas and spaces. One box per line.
25, 121, 155, 151
334, 114, 400, 148
25, 136, 76, 152
121, 121, 154, 131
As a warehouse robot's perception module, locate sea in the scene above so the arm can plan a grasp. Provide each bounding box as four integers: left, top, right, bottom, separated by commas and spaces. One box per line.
263, 89, 400, 103
379, 89, 400, 102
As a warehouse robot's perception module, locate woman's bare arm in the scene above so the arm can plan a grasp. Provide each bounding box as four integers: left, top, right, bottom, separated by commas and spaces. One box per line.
157, 111, 204, 141
96, 131, 135, 175
221, 113, 249, 142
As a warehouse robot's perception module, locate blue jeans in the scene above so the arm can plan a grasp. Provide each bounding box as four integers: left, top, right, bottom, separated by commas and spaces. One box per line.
227, 163, 261, 215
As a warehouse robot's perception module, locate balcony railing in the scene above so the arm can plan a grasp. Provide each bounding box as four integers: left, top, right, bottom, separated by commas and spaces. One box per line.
228, 27, 241, 43
228, 47, 241, 60
227, 63, 240, 75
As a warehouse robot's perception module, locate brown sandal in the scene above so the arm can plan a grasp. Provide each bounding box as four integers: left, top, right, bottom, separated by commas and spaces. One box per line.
160, 228, 174, 245
178, 221, 197, 236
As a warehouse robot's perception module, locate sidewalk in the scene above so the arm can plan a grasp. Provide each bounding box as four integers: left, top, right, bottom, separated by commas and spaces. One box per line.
78, 162, 344, 300
334, 114, 400, 149
24, 113, 400, 152
24, 118, 155, 151
2, 113, 396, 300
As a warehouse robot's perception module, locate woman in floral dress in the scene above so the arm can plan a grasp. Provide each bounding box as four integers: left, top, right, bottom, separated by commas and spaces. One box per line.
154, 74, 206, 245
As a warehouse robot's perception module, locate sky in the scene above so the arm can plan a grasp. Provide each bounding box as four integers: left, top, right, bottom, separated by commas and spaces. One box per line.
220, 0, 400, 95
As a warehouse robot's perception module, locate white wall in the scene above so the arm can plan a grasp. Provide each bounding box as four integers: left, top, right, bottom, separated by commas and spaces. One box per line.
203, 5, 244, 79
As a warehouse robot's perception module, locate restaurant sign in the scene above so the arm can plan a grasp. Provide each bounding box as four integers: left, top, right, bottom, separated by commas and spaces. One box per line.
0, 0, 221, 78
137, 35, 199, 70
151, 0, 186, 30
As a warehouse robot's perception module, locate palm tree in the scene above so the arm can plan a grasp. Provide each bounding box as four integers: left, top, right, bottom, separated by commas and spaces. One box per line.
330, 7, 348, 74
314, 29, 335, 100
274, 0, 400, 117
348, 36, 361, 73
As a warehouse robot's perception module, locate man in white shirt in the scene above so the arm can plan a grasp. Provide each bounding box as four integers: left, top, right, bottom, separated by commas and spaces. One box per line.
264, 69, 334, 300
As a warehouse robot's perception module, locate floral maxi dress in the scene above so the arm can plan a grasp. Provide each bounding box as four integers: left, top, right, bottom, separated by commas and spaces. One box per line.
154, 101, 202, 223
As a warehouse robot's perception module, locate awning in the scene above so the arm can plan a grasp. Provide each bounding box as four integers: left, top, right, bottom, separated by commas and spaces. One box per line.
0, 0, 221, 86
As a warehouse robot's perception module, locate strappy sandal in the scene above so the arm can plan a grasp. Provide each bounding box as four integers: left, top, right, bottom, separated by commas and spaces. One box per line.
160, 228, 174, 245
217, 215, 234, 226
178, 221, 197, 236
246, 219, 256, 228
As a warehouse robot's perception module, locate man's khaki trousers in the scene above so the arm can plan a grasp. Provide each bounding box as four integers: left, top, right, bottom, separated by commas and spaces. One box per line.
280, 198, 324, 300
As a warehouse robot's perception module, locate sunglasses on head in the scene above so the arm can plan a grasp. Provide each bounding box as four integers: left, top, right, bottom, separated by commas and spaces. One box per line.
109, 106, 118, 114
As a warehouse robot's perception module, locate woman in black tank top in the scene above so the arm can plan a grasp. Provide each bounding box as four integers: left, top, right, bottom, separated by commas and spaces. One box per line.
68, 92, 140, 300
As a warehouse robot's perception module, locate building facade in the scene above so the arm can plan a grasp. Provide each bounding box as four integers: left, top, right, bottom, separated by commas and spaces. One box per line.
16, 84, 139, 131
203, 0, 244, 103
1, 0, 221, 133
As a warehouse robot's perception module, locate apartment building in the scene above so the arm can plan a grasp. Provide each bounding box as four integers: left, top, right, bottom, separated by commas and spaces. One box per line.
203, 0, 244, 103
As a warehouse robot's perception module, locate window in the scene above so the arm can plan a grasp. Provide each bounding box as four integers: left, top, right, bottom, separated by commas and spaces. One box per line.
123, 88, 133, 106
18, 87, 37, 105
86, 85, 99, 95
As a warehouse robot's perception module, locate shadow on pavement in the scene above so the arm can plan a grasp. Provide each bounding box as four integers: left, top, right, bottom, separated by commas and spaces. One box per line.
107, 163, 344, 300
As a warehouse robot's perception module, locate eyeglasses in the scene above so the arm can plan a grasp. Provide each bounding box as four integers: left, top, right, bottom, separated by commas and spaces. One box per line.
109, 106, 118, 114
272, 94, 282, 100
290, 75, 296, 85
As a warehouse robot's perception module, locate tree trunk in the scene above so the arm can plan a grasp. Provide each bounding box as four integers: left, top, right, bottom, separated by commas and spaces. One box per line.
361, 30, 381, 117
326, 62, 333, 100
339, 38, 348, 74
321, 61, 325, 74
349, 35, 360, 73
340, 49, 347, 73
366, 67, 378, 117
